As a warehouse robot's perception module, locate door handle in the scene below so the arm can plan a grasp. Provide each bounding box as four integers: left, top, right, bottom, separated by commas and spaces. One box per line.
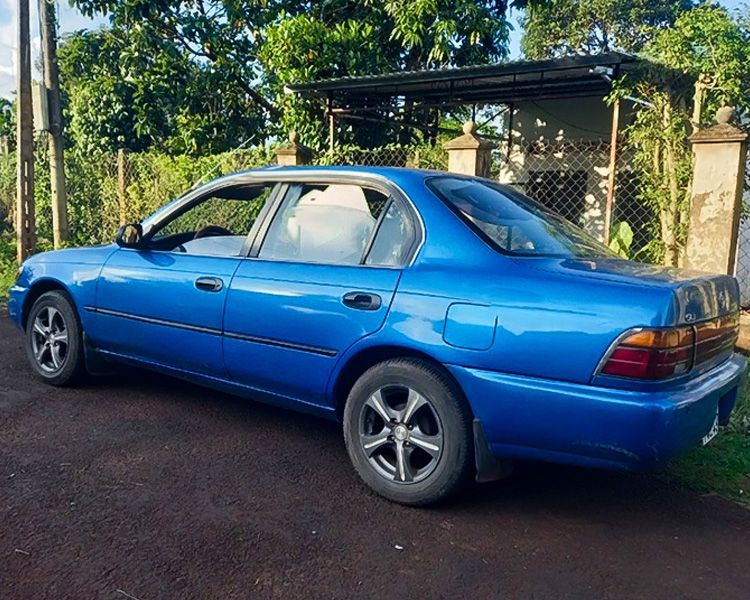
342, 291, 382, 311
195, 276, 224, 292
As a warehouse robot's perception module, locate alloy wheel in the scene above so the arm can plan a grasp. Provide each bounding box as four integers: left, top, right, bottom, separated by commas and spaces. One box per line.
358, 385, 444, 484
31, 306, 69, 373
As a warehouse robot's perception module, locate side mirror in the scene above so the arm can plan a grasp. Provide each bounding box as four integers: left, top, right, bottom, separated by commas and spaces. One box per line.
116, 223, 144, 248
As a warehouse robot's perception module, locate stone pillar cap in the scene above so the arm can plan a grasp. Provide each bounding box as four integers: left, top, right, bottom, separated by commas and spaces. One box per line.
690, 106, 748, 144
443, 120, 495, 150
277, 130, 313, 157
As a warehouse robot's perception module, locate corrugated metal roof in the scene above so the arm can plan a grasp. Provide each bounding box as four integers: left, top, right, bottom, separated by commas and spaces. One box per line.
285, 52, 640, 99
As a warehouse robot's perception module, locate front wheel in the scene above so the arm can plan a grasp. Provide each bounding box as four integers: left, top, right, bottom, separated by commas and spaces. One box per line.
24, 291, 86, 386
343, 358, 473, 506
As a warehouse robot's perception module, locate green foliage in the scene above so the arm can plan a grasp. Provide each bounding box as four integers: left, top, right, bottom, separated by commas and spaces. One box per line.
68, 1, 513, 151
259, 15, 395, 147
643, 4, 750, 118
0, 144, 279, 250
608, 220, 633, 257
58, 28, 265, 155
520, 0, 693, 59
0, 98, 14, 146
0, 233, 16, 302
612, 5, 750, 265
378, 0, 511, 67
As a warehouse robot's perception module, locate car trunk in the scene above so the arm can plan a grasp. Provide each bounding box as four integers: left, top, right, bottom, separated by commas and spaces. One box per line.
525, 257, 741, 375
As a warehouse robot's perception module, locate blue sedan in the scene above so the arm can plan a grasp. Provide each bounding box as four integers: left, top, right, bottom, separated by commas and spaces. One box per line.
8, 166, 745, 505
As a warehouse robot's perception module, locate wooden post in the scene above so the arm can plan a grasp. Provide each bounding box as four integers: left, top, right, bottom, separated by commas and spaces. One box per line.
603, 99, 620, 246
16, 0, 35, 262
40, 0, 68, 247
117, 149, 128, 224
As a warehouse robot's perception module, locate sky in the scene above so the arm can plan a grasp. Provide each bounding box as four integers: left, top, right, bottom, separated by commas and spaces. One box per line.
0, 0, 746, 100
0, 0, 107, 99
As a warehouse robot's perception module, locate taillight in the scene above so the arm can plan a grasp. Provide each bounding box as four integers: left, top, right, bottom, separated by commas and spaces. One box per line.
694, 314, 739, 365
600, 326, 695, 380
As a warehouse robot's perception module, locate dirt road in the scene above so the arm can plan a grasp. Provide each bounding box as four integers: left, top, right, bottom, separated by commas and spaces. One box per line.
2, 315, 749, 599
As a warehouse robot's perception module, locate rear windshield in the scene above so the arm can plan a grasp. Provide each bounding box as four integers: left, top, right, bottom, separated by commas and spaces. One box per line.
427, 176, 617, 259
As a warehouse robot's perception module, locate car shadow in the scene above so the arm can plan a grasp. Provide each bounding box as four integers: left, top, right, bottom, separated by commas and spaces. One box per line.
87, 364, 737, 520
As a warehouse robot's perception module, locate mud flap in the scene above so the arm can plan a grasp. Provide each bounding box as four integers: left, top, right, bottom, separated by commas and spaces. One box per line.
83, 333, 116, 375
473, 418, 513, 483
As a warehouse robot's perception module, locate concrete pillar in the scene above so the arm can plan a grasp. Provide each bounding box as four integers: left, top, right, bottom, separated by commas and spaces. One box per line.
684, 106, 748, 274
276, 131, 312, 166
443, 121, 495, 178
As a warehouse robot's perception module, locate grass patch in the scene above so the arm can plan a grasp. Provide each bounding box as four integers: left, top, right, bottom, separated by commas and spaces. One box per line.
667, 365, 750, 505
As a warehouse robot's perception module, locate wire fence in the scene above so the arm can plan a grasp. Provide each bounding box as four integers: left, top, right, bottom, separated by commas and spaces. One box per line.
1, 139, 654, 249
496, 137, 656, 256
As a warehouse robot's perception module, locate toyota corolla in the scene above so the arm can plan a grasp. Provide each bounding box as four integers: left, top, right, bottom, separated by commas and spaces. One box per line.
8, 166, 745, 505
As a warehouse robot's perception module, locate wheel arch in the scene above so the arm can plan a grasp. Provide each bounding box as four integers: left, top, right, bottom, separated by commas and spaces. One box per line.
330, 344, 473, 421
21, 279, 75, 330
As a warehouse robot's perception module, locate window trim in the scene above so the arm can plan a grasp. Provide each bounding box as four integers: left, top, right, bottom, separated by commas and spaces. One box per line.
138, 170, 425, 267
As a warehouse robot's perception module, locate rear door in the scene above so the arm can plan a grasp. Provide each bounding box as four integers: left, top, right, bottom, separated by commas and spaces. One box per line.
223, 179, 420, 408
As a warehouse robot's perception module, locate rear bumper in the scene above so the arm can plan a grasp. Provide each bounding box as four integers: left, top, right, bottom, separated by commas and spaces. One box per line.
448, 353, 746, 470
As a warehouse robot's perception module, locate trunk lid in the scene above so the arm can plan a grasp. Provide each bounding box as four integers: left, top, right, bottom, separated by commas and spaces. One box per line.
523, 257, 740, 323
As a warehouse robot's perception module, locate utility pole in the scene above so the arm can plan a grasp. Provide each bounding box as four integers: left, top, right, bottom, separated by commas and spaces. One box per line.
16, 0, 35, 262
39, 0, 68, 247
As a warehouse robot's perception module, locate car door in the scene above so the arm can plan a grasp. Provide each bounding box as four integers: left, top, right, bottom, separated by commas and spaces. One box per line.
222, 178, 420, 408
90, 182, 278, 377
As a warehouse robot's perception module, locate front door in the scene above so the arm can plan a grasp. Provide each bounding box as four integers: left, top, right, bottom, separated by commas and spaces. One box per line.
91, 182, 277, 377
223, 180, 420, 409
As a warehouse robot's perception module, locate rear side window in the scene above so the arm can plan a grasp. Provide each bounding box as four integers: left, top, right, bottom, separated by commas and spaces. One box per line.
427, 176, 616, 259
365, 201, 415, 267
259, 183, 389, 265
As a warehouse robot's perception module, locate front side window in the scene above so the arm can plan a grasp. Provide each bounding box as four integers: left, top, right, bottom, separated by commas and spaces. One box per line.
427, 176, 616, 259
259, 183, 390, 265
149, 184, 275, 256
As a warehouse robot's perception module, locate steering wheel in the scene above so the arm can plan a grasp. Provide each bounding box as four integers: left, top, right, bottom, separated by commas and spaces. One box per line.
194, 225, 232, 240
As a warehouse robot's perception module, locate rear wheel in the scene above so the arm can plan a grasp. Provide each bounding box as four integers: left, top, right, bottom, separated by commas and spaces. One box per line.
343, 358, 473, 506
25, 291, 86, 386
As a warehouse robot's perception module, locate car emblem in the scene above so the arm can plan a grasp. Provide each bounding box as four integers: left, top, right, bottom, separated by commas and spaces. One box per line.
718, 291, 728, 311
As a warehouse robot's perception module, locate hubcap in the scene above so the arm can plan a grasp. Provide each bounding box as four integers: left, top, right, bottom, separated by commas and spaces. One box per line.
358, 385, 443, 484
31, 306, 69, 373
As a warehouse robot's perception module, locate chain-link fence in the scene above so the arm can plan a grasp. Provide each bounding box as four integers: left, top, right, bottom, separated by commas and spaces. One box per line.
1, 137, 656, 261
496, 137, 655, 256
734, 156, 750, 306
313, 144, 448, 170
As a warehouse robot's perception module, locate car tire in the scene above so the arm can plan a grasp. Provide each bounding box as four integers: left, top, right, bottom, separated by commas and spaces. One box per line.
24, 291, 86, 386
343, 358, 473, 506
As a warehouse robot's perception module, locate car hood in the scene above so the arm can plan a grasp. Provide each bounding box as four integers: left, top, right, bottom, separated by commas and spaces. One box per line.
520, 257, 740, 324
24, 244, 118, 265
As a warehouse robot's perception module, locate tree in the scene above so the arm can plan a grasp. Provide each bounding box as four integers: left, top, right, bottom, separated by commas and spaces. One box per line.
615, 5, 750, 264
520, 0, 694, 59
57, 28, 265, 155
71, 0, 515, 148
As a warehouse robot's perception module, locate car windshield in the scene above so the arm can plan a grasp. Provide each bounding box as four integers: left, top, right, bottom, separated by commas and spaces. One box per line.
427, 176, 618, 259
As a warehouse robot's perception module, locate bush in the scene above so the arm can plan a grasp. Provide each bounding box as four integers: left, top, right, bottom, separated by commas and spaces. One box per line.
0, 233, 16, 301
